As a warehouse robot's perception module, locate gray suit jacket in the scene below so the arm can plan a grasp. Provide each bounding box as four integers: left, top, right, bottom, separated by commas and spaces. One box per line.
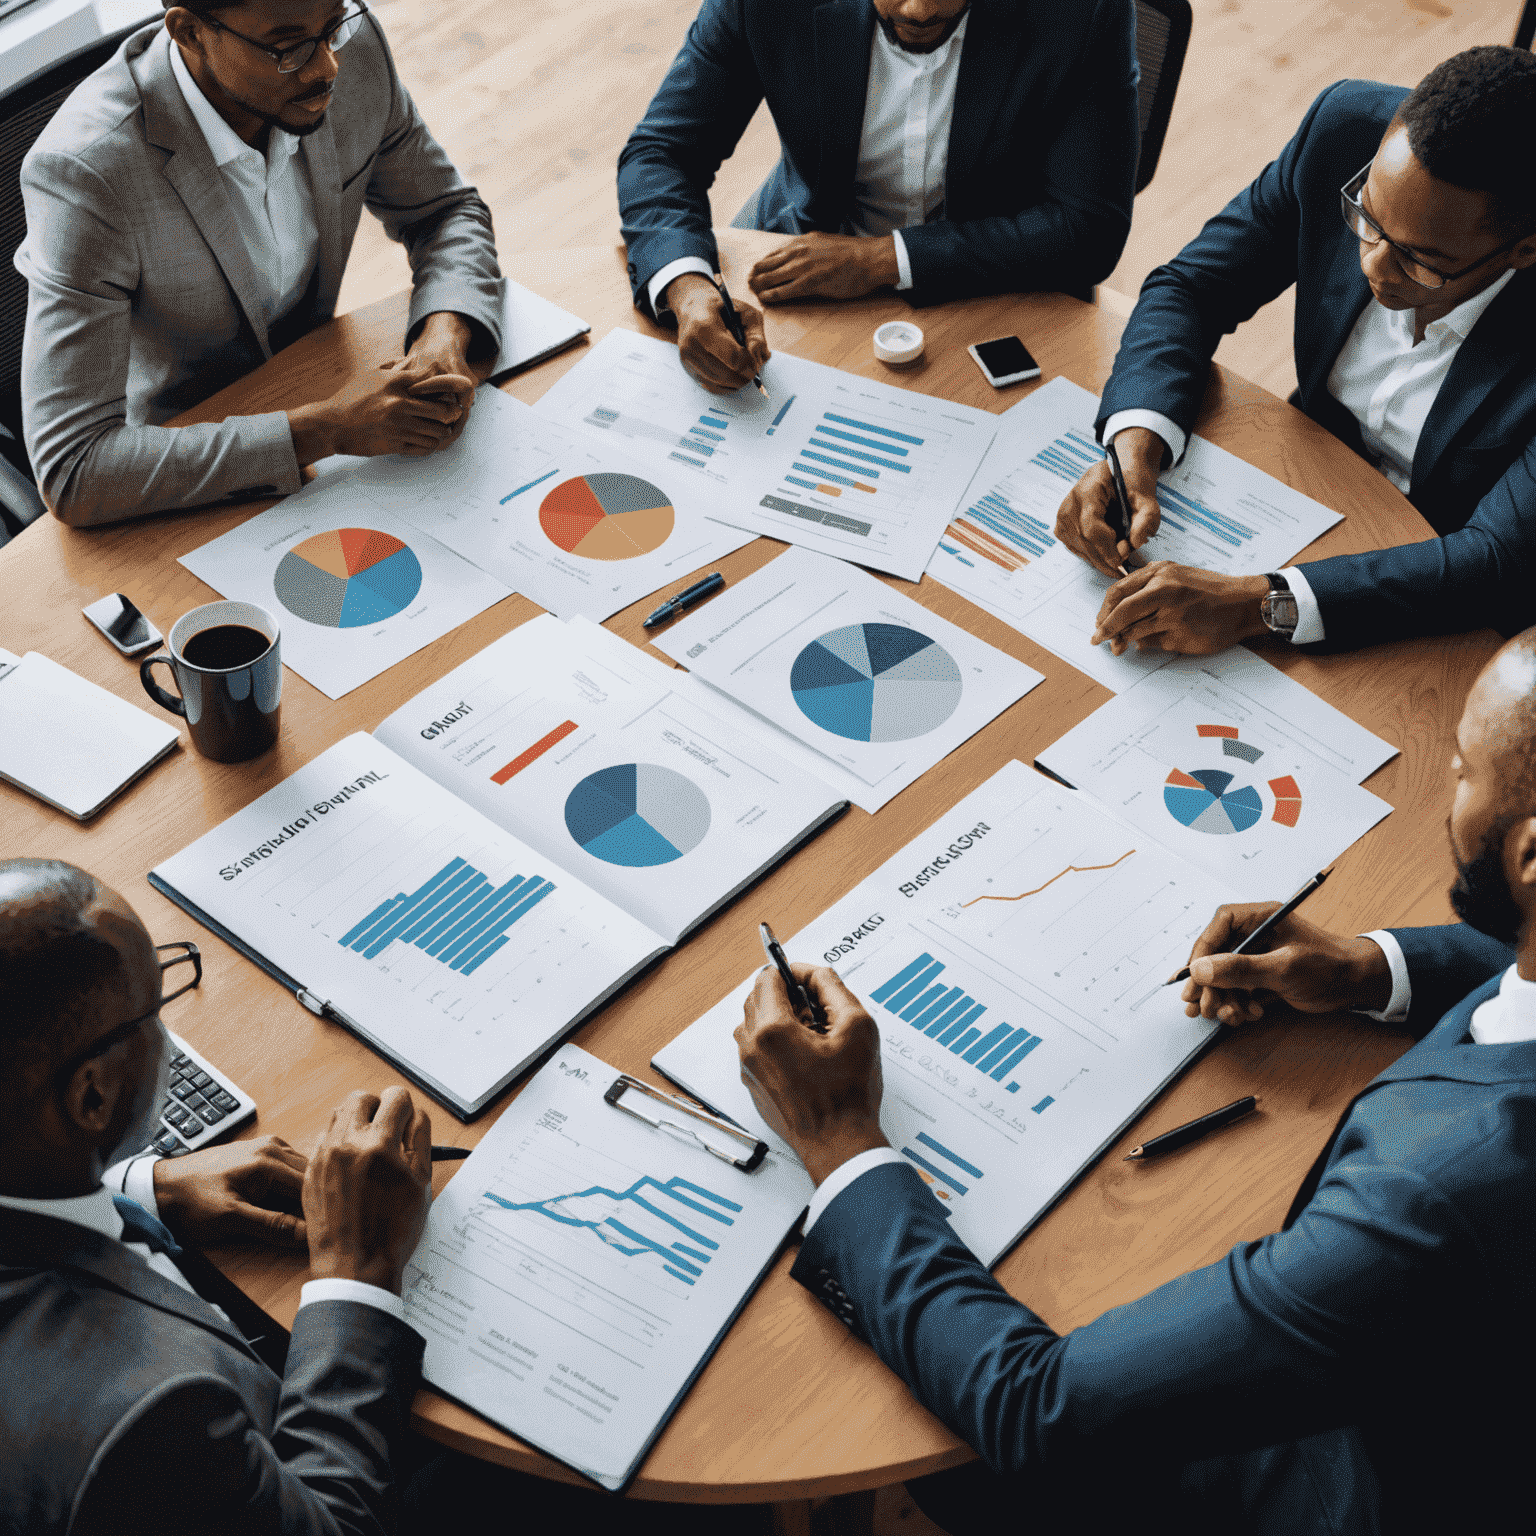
15, 18, 503, 526
0, 1204, 425, 1535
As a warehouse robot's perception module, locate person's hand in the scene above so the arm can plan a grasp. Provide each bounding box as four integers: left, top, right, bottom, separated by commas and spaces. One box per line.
1090, 563, 1271, 656
286, 368, 470, 463
152, 1134, 308, 1250
733, 962, 888, 1185
1179, 903, 1394, 1025
747, 232, 900, 304
1053, 426, 1165, 577
665, 273, 770, 394
387, 309, 495, 419
302, 1087, 432, 1295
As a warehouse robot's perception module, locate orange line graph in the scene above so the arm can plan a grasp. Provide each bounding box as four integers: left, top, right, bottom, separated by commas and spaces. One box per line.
959, 848, 1137, 908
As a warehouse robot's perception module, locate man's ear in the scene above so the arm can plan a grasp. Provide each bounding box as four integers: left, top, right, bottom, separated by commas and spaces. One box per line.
1505, 234, 1536, 272
59, 1056, 121, 1139
163, 6, 210, 59
1505, 816, 1536, 905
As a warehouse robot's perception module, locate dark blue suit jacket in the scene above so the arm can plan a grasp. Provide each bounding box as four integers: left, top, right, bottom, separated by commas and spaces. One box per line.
1097, 80, 1536, 652
617, 0, 1138, 316
794, 923, 1534, 1534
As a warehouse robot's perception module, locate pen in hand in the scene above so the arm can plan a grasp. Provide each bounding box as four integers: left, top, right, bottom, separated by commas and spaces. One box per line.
1168, 868, 1331, 985
759, 922, 827, 1031
1103, 439, 1140, 577
713, 273, 769, 400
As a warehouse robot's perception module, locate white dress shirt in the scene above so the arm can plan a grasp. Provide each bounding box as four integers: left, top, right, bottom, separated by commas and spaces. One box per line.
169, 42, 320, 331
1102, 267, 1518, 646
802, 933, 1531, 1234
648, 14, 969, 311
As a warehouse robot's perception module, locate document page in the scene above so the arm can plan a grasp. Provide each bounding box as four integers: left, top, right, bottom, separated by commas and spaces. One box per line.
654, 762, 1224, 1267
653, 548, 1043, 812
152, 734, 663, 1116
372, 616, 844, 942
925, 377, 1345, 690
405, 1044, 808, 1490
335, 390, 753, 623
534, 329, 1000, 580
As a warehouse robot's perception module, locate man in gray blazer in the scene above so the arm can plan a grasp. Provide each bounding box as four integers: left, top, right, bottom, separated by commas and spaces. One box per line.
0, 857, 433, 1531
15, 3, 504, 526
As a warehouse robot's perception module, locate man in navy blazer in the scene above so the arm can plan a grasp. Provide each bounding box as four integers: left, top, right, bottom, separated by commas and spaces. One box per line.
1051, 47, 1536, 656
618, 0, 1137, 391
733, 629, 1536, 1533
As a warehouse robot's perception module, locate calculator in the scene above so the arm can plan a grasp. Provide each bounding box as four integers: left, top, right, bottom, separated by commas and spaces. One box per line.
151, 1031, 258, 1157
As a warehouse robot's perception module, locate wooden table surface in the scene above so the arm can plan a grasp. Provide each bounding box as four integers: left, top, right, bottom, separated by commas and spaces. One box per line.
0, 230, 1500, 1502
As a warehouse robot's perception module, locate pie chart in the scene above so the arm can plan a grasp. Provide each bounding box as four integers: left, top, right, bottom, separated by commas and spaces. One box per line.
564, 763, 711, 867
790, 622, 963, 743
539, 473, 675, 560
1164, 767, 1263, 835
273, 528, 422, 628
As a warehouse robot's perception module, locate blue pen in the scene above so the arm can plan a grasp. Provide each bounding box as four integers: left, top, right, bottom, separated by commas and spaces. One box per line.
643, 572, 726, 628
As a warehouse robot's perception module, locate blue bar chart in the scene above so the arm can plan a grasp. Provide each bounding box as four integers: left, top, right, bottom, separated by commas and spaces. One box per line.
869, 950, 1043, 1094
338, 855, 555, 976
899, 1130, 986, 1207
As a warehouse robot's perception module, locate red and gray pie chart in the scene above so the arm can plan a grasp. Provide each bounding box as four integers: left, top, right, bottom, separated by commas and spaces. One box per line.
273, 528, 423, 628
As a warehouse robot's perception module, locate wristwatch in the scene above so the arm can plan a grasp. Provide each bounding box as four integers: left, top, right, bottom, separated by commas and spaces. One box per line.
1259, 572, 1298, 639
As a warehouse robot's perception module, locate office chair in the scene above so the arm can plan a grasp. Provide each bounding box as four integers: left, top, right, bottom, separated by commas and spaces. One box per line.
1133, 0, 1193, 195
0, 18, 145, 542
1517, 0, 1535, 50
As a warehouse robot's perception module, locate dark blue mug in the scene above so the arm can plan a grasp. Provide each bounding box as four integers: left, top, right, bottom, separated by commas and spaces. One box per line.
141, 600, 281, 763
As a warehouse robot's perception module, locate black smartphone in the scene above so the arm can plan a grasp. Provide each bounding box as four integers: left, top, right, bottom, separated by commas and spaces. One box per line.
968, 335, 1043, 388
82, 593, 162, 657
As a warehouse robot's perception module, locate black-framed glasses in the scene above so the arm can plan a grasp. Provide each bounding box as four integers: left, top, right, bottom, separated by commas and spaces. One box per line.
1339, 160, 1526, 292
53, 942, 203, 1082
206, 3, 367, 75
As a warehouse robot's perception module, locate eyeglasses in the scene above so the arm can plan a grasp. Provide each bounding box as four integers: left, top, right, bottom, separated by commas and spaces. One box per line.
207, 4, 367, 75
53, 942, 203, 1083
1339, 160, 1526, 292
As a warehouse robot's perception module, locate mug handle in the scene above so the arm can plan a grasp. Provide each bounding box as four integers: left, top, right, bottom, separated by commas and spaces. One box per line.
140, 653, 187, 717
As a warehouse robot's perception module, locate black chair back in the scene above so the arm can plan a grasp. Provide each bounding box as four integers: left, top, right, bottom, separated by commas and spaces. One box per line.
1133, 0, 1193, 195
1517, 0, 1535, 50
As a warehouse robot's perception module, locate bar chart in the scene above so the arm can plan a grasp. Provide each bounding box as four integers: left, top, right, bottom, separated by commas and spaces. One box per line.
870, 950, 1044, 1095
338, 855, 555, 976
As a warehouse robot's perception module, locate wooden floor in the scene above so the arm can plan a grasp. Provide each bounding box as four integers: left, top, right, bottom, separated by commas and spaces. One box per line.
340, 0, 1526, 401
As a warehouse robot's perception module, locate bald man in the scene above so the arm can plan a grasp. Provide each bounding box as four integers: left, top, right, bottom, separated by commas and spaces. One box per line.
733, 633, 1536, 1534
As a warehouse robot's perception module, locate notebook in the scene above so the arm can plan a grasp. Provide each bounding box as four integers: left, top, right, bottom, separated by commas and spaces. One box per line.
488, 278, 591, 380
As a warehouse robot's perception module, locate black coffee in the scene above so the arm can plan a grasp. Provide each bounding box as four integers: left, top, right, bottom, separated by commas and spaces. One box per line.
182, 624, 270, 669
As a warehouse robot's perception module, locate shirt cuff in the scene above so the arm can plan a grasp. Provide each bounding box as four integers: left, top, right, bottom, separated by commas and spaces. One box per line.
802, 1146, 907, 1236
1282, 565, 1325, 646
299, 1278, 407, 1323
1357, 930, 1411, 1023
103, 1154, 161, 1216
648, 257, 715, 317
892, 230, 914, 291
1103, 409, 1187, 468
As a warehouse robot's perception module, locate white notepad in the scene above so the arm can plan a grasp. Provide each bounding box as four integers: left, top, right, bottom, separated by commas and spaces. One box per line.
488, 278, 590, 379
0, 649, 179, 819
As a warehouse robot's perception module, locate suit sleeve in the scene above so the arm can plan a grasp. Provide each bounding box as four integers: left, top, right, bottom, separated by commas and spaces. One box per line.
793, 1157, 1462, 1480
360, 15, 503, 359
16, 150, 302, 527
1295, 438, 1536, 650
900, 0, 1137, 304
617, 0, 762, 317
1094, 83, 1353, 441
70, 1301, 424, 1536
1385, 923, 1515, 1034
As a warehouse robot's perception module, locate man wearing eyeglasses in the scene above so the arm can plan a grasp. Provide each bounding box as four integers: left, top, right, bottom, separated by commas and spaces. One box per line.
1050, 46, 1536, 658
14, 2, 504, 526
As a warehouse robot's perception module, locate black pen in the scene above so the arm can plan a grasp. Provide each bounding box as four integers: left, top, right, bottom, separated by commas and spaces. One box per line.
1102, 439, 1140, 576
642, 572, 726, 628
1168, 868, 1331, 985
713, 273, 769, 399
1124, 1095, 1258, 1160
430, 1145, 470, 1161
759, 922, 827, 1030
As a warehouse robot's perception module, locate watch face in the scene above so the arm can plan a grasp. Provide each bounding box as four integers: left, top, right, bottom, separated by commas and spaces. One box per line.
1262, 591, 1299, 632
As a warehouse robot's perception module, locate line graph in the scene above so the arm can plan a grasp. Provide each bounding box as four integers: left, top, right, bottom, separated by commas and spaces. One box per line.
960, 848, 1136, 908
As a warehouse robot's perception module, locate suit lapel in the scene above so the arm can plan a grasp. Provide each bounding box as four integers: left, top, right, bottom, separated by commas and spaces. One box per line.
132, 30, 273, 360
811, 0, 876, 228
945, 0, 1024, 208
1298, 233, 1372, 407
1411, 267, 1536, 494
302, 114, 346, 320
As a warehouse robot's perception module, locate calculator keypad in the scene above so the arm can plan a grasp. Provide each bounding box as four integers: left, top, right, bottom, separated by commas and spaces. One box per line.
156, 1050, 244, 1158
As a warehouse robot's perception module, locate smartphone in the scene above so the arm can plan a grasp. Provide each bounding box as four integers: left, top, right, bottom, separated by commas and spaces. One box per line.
83, 593, 162, 657
968, 336, 1042, 388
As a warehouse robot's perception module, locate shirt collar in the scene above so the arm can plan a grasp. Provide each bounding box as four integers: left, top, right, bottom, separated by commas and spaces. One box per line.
169, 39, 298, 170
1425, 265, 1517, 343
0, 1182, 125, 1243
1469, 962, 1536, 1045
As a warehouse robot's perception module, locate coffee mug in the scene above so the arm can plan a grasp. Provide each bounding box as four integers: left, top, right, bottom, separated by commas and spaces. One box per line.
141, 600, 282, 763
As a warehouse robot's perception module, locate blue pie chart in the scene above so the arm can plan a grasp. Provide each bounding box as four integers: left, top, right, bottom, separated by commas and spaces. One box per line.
564, 763, 711, 867
790, 622, 963, 743
1163, 767, 1263, 835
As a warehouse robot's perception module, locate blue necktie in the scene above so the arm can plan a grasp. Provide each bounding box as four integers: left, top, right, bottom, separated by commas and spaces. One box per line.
112, 1194, 183, 1259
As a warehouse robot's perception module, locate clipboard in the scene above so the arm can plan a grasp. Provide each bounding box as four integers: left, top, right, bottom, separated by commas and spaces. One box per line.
604, 1074, 768, 1171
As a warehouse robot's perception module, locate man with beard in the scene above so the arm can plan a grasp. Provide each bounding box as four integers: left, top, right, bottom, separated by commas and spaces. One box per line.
731, 631, 1536, 1534
14, 3, 504, 525
617, 0, 1138, 391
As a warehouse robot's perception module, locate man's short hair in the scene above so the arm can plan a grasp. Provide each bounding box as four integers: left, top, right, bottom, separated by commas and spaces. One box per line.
1399, 46, 1536, 240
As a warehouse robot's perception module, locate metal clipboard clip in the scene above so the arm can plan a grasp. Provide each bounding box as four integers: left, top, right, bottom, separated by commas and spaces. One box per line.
604, 1074, 768, 1172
